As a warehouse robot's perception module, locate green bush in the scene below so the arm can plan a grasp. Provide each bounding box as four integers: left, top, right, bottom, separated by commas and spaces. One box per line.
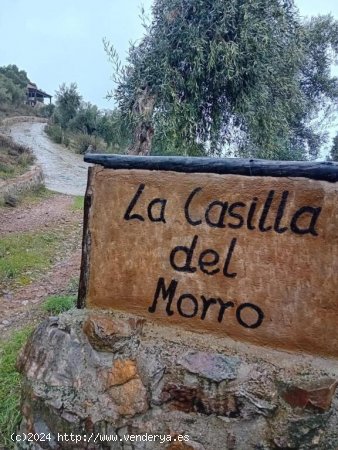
73, 133, 96, 154
63, 134, 70, 147
42, 295, 76, 314
45, 124, 62, 144
39, 104, 55, 118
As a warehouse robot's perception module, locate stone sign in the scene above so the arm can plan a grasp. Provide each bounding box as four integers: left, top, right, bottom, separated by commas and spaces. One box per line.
79, 157, 338, 357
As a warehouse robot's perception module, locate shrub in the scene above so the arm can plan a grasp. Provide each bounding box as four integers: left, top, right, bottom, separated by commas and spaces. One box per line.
45, 124, 62, 144
39, 104, 55, 118
73, 133, 96, 154
42, 295, 76, 314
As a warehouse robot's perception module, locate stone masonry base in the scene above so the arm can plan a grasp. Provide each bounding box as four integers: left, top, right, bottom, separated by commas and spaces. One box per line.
17, 309, 338, 449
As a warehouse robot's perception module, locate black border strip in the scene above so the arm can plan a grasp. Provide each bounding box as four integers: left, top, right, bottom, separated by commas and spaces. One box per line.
77, 167, 93, 309
84, 154, 338, 182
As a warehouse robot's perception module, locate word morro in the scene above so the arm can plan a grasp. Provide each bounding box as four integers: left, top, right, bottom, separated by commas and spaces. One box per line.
124, 184, 322, 236
148, 277, 264, 329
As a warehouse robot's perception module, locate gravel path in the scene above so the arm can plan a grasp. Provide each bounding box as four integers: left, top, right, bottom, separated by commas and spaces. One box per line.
8, 122, 89, 196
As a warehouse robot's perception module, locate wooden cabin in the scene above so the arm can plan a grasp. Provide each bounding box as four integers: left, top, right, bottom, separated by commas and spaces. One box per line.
26, 83, 52, 106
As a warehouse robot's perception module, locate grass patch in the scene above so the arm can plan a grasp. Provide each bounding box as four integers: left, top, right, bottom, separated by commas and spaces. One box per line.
20, 186, 55, 206
42, 295, 76, 314
0, 327, 32, 448
0, 230, 61, 287
72, 195, 84, 211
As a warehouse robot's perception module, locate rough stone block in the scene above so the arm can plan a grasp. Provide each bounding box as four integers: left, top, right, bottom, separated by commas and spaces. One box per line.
106, 359, 138, 387
280, 378, 338, 412
178, 351, 240, 382
108, 378, 149, 417
83, 312, 143, 352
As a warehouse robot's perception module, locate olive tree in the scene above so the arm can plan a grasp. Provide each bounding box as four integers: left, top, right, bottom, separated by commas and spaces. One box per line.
54, 83, 82, 130
106, 0, 338, 159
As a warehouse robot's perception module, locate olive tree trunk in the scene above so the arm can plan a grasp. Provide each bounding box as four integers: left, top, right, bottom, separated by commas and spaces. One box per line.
127, 87, 155, 156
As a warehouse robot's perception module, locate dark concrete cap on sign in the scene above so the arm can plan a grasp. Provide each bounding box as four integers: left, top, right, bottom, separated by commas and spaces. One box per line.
84, 154, 338, 183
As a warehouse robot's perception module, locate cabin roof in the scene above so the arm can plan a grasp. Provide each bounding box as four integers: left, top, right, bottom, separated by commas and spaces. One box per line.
27, 83, 52, 98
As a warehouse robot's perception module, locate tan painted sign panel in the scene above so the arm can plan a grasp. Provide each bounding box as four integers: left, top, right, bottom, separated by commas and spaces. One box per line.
82, 166, 338, 357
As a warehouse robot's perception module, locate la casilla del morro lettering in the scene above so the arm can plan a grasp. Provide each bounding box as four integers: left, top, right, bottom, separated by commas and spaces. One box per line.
122, 183, 322, 330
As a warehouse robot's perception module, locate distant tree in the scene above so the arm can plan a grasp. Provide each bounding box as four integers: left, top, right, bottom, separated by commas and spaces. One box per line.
48, 83, 129, 152
0, 64, 30, 89
54, 83, 82, 129
69, 102, 99, 135
96, 109, 132, 150
0, 73, 25, 105
0, 79, 12, 104
39, 103, 55, 118
330, 133, 338, 161
106, 1, 338, 159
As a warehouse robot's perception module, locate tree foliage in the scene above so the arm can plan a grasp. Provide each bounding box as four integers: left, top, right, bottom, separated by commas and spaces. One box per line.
107, 0, 338, 159
97, 109, 132, 150
330, 133, 338, 161
0, 65, 30, 89
68, 102, 99, 135
54, 83, 82, 129
0, 65, 29, 106
49, 82, 129, 152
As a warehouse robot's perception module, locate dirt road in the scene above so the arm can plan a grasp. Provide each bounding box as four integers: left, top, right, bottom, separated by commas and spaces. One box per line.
8, 122, 89, 196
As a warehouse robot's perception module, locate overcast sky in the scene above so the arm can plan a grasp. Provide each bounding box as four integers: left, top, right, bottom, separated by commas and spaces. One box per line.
0, 0, 337, 155
0, 0, 153, 109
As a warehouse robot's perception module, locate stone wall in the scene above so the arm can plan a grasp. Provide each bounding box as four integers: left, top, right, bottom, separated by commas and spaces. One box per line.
17, 309, 338, 449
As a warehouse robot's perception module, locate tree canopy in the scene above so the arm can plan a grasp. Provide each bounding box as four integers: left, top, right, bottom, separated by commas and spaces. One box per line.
54, 83, 82, 129
330, 133, 338, 161
0, 64, 29, 106
0, 64, 30, 89
48, 82, 130, 153
107, 0, 338, 159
